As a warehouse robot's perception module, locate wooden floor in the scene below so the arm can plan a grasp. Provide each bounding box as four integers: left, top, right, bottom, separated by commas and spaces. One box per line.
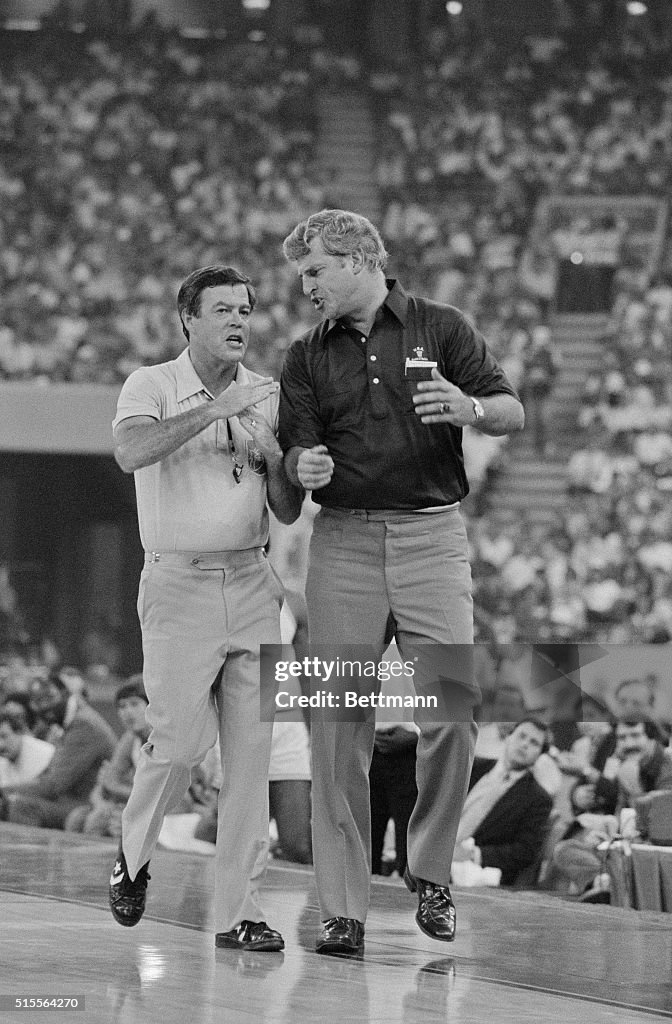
1, 824, 671, 1024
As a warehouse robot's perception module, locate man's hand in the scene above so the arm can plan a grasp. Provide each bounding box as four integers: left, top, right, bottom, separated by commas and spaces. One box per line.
296, 445, 334, 490
412, 367, 475, 426
374, 726, 418, 756
212, 378, 279, 420
572, 783, 597, 811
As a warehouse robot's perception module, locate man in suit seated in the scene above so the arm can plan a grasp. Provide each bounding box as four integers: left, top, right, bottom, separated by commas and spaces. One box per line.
0, 671, 117, 828
452, 718, 553, 886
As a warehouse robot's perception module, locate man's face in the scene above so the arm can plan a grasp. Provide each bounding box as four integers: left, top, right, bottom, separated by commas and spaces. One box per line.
505, 722, 546, 770
297, 237, 360, 321
29, 680, 68, 724
0, 722, 22, 761
614, 681, 652, 719
116, 696, 148, 736
615, 722, 653, 760
184, 283, 252, 371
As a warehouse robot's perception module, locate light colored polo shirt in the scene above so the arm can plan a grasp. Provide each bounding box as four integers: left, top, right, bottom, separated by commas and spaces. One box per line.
113, 348, 277, 551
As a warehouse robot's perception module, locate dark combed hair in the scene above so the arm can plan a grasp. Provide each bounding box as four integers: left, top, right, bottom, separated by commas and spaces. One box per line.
617, 716, 665, 742
1, 691, 36, 731
177, 265, 256, 340
512, 717, 551, 753
115, 674, 148, 706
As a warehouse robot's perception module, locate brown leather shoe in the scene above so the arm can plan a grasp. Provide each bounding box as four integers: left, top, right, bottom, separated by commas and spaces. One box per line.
215, 921, 284, 951
405, 866, 456, 942
315, 917, 365, 955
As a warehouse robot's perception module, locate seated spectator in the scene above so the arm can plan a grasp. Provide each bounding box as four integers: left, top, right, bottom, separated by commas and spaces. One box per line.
65, 676, 149, 837
566, 431, 618, 495
452, 718, 553, 886
1, 691, 39, 734
0, 671, 117, 828
610, 677, 669, 739
551, 718, 672, 900
475, 682, 527, 759
0, 708, 54, 786
551, 693, 616, 790
477, 674, 562, 798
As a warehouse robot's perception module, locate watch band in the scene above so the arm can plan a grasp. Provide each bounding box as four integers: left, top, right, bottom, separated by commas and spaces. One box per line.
470, 396, 485, 421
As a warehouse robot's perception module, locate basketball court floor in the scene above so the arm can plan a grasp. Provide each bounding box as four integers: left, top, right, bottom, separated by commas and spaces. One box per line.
1, 823, 670, 1023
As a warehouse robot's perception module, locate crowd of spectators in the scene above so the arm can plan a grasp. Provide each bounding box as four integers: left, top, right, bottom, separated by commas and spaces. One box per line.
2, 14, 672, 896
468, 244, 672, 646
2, 18, 672, 643
0, 27, 328, 383
4, 628, 672, 904
0, 637, 309, 861
1, 19, 670, 386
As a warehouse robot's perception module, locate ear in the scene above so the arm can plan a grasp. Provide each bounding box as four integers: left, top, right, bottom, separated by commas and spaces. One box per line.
350, 249, 365, 274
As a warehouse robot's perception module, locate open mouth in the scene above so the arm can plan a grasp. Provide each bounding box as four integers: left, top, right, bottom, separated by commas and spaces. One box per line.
311, 296, 324, 311
226, 334, 244, 344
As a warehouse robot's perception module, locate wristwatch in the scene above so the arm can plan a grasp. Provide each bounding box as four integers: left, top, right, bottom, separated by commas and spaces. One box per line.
470, 396, 485, 422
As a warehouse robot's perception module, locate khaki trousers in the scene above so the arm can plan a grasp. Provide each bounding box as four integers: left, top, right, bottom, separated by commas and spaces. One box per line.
122, 549, 282, 932
306, 507, 478, 922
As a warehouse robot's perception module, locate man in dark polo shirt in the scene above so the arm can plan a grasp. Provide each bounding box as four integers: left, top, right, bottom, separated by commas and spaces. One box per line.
279, 209, 524, 954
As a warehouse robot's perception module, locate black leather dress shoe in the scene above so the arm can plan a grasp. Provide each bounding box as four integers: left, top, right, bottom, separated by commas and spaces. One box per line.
315, 917, 365, 955
404, 867, 456, 942
109, 848, 150, 928
215, 921, 284, 951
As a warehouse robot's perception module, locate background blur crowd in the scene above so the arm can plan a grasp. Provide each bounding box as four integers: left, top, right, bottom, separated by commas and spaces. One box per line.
1, 6, 672, 893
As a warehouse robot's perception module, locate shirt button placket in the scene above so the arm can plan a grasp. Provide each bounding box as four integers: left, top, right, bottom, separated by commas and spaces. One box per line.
368, 345, 386, 418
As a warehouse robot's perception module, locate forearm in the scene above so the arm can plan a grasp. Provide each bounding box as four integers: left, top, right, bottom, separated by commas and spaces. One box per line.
474, 394, 525, 436
114, 404, 218, 472
266, 451, 304, 524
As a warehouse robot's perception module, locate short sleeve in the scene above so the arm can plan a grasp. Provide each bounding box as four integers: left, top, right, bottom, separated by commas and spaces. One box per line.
113, 367, 164, 430
440, 313, 519, 400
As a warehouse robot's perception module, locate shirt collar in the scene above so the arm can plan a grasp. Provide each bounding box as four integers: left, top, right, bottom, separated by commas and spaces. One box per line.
176, 347, 251, 402
176, 348, 209, 402
324, 278, 408, 338
494, 757, 527, 783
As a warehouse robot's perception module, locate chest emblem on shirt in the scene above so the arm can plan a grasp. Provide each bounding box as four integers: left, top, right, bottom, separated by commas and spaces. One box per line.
245, 440, 266, 475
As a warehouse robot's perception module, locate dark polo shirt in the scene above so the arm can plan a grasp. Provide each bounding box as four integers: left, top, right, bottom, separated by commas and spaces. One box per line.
279, 280, 518, 510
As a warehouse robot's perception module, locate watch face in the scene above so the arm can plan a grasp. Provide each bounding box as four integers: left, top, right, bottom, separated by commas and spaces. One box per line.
473, 398, 485, 419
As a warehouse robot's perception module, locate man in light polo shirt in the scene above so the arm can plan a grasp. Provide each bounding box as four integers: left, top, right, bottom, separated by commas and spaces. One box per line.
108, 265, 302, 952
